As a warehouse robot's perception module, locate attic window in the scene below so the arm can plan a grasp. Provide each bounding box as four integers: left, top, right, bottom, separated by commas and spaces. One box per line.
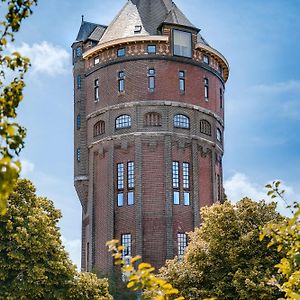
173, 29, 192, 58
134, 25, 142, 33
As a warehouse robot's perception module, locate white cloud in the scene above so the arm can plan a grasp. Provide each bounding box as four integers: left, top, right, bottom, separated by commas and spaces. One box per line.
9, 41, 70, 76
224, 172, 297, 216
62, 236, 81, 270
20, 159, 35, 176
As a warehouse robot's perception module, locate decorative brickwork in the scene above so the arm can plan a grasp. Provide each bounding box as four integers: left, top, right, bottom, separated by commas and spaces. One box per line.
73, 0, 229, 273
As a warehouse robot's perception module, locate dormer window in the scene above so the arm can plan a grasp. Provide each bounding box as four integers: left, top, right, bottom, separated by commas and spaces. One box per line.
173, 29, 192, 58
203, 55, 210, 64
134, 25, 142, 33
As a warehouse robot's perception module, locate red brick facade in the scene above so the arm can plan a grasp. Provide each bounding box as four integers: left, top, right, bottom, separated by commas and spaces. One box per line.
73, 2, 229, 274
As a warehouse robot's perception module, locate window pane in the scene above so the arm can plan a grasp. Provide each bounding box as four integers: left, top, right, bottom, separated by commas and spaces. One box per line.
128, 191, 134, 205
178, 233, 188, 259
147, 45, 156, 54
127, 162, 135, 189
174, 114, 190, 129
119, 79, 125, 92
121, 234, 131, 257
77, 148, 80, 161
116, 115, 131, 129
117, 48, 125, 57
76, 47, 82, 57
173, 30, 192, 58
179, 78, 185, 92
117, 193, 124, 207
77, 114, 81, 130
184, 192, 190, 206
203, 55, 209, 64
217, 129, 222, 143
183, 162, 190, 189
172, 161, 179, 188
117, 163, 124, 190
148, 76, 155, 90
77, 75, 81, 89
94, 57, 100, 65
173, 191, 180, 205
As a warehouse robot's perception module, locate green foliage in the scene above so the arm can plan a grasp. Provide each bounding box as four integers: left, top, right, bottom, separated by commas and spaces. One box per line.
160, 199, 285, 300
106, 240, 184, 300
0, 0, 38, 215
0, 179, 113, 299
261, 181, 300, 299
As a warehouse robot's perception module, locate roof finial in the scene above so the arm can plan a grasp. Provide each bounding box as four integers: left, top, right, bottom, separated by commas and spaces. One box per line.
81, 15, 84, 23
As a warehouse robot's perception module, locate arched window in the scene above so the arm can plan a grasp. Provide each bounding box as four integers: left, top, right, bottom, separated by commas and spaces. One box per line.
216, 128, 222, 143
200, 119, 211, 136
77, 114, 81, 130
174, 114, 190, 129
144, 112, 161, 127
94, 121, 105, 137
115, 115, 131, 129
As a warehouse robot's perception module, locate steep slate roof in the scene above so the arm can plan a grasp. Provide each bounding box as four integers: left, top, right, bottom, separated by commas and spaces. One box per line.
76, 21, 107, 42
99, 0, 199, 44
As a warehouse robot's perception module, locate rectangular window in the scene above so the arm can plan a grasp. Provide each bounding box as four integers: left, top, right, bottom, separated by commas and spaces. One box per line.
183, 192, 190, 206
204, 78, 209, 100
203, 54, 209, 64
117, 48, 125, 57
134, 25, 142, 33
127, 162, 135, 189
147, 45, 156, 54
117, 193, 124, 207
94, 56, 100, 65
172, 161, 179, 189
76, 148, 81, 162
94, 79, 99, 101
148, 68, 155, 91
77, 75, 81, 89
173, 29, 192, 58
173, 191, 180, 205
117, 163, 124, 190
220, 88, 223, 109
178, 233, 188, 259
182, 162, 190, 189
121, 234, 132, 258
128, 191, 134, 206
179, 71, 185, 93
76, 47, 82, 57
86, 242, 90, 270
118, 71, 125, 92
217, 174, 221, 201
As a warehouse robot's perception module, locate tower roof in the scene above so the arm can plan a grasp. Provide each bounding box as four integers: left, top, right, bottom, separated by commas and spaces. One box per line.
76, 21, 107, 42
99, 0, 199, 44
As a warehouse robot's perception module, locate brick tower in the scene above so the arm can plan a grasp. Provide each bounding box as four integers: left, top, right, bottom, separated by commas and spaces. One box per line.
72, 0, 229, 273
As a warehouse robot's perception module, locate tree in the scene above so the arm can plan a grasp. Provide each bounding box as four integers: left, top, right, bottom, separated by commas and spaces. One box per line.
261, 181, 300, 299
0, 0, 38, 215
160, 199, 285, 300
0, 179, 112, 299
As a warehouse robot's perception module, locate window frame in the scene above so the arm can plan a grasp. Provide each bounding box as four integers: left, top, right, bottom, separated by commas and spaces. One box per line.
118, 71, 125, 93
173, 29, 192, 58
147, 68, 156, 92
173, 114, 190, 129
94, 79, 99, 101
220, 88, 224, 109
147, 45, 156, 54
204, 78, 209, 100
76, 114, 81, 130
143, 112, 162, 127
203, 54, 210, 64
77, 75, 81, 89
216, 128, 222, 143
179, 70, 185, 94
93, 120, 105, 137
121, 234, 132, 258
200, 119, 212, 136
178, 233, 188, 259
115, 114, 132, 129
117, 48, 126, 57
76, 148, 81, 162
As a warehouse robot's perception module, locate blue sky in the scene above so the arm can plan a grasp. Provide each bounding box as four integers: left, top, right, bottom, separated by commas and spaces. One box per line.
10, 0, 300, 268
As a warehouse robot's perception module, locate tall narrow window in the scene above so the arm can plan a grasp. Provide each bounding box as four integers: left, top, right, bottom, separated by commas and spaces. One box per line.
174, 114, 190, 129
77, 114, 81, 130
76, 148, 81, 162
94, 121, 105, 137
178, 233, 188, 259
148, 68, 155, 92
86, 242, 90, 270
200, 119, 212, 136
204, 78, 209, 100
127, 162, 135, 205
117, 163, 124, 207
94, 79, 99, 101
118, 71, 125, 92
115, 115, 131, 129
77, 75, 81, 89
183, 162, 190, 206
94, 56, 100, 65
173, 29, 192, 58
217, 174, 221, 201
76, 47, 82, 57
179, 71, 185, 93
216, 128, 222, 143
220, 88, 223, 109
121, 234, 132, 258
172, 161, 180, 205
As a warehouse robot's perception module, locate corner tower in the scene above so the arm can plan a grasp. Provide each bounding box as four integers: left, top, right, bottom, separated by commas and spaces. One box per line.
72, 0, 229, 273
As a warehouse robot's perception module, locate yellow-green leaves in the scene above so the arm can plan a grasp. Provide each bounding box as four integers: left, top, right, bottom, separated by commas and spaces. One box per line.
106, 240, 184, 299
262, 182, 300, 299
0, 0, 37, 215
